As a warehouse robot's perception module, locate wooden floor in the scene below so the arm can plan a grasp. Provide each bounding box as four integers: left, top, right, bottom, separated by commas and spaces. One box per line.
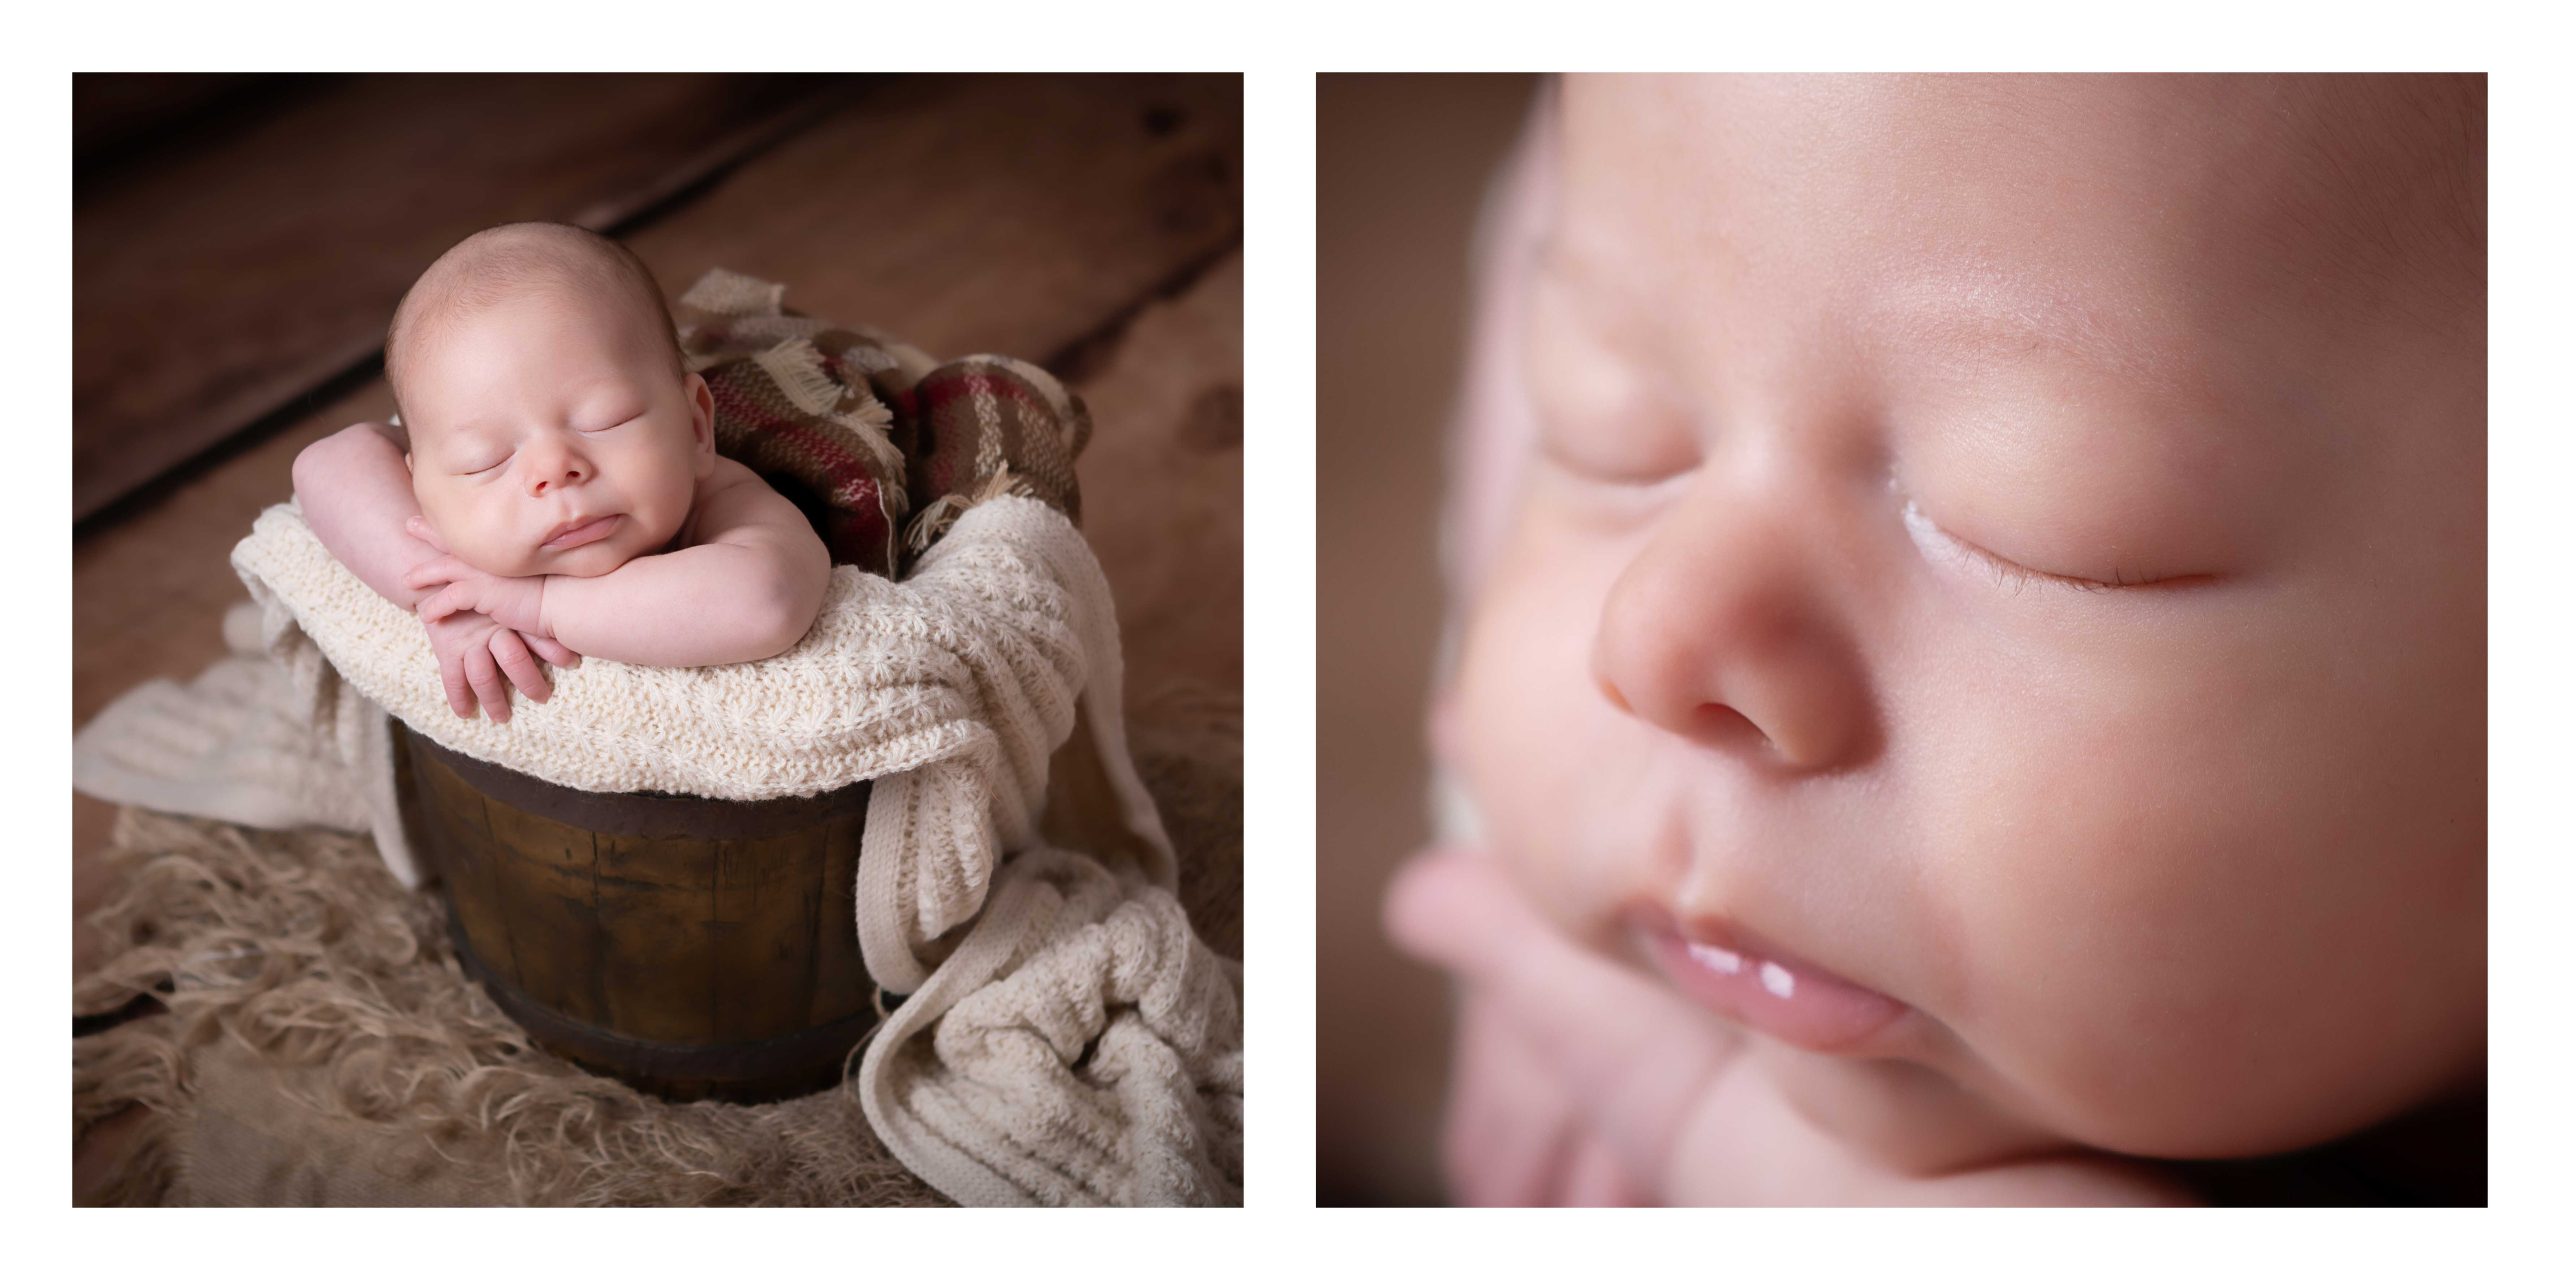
72, 73, 1243, 957
74, 74, 852, 522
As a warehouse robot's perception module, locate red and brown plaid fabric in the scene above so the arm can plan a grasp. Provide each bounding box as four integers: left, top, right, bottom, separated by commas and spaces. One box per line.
903, 356, 1090, 554
672, 269, 1089, 577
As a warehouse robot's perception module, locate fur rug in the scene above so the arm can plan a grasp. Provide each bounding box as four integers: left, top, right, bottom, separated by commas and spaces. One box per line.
73, 688, 1239, 1207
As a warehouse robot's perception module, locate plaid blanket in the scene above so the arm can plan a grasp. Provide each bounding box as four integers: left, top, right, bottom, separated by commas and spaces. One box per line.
674, 269, 1090, 578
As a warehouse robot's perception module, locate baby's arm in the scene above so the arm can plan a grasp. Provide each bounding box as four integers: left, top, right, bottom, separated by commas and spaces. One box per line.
293, 423, 575, 719
535, 460, 831, 668
291, 422, 440, 607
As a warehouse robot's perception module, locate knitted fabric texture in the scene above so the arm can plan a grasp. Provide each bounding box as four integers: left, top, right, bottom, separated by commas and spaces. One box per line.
858, 845, 1242, 1204
73, 601, 372, 837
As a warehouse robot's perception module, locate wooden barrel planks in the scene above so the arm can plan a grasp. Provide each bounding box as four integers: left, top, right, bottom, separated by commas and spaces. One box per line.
392, 721, 875, 1102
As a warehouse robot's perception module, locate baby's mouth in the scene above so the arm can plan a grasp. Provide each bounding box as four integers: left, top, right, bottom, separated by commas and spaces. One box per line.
540, 513, 623, 550
1625, 906, 1912, 1056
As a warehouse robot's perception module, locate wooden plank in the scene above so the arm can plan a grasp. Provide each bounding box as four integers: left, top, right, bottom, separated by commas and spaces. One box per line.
74, 73, 276, 162
706, 838, 826, 1043
411, 748, 521, 987
72, 378, 387, 732
75, 73, 851, 521
620, 73, 1242, 367
477, 804, 611, 1030
1062, 250, 1245, 706
808, 814, 867, 1027
590, 832, 720, 1045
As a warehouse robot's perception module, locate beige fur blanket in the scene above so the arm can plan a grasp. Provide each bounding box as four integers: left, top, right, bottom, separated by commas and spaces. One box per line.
76, 496, 1241, 1205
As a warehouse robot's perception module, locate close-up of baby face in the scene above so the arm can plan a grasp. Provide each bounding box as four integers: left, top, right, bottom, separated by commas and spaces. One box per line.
1447, 75, 2483, 1169
397, 269, 715, 580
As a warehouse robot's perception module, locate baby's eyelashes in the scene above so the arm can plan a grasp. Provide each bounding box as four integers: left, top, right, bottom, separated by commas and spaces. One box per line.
1896, 490, 2195, 596
457, 452, 511, 475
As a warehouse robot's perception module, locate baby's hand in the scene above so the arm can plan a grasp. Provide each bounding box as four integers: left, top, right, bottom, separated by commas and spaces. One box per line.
403, 517, 546, 634
1439, 986, 1653, 1206
1389, 848, 1736, 1205
1388, 850, 2198, 1206
418, 609, 579, 724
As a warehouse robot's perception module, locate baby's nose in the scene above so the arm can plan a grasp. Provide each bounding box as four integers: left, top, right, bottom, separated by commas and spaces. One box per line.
1590, 489, 1875, 772
525, 451, 590, 496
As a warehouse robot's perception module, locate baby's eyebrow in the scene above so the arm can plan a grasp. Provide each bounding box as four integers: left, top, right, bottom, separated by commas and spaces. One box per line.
1531, 233, 2214, 405
1874, 297, 2137, 375
1859, 275, 2209, 401
414, 419, 505, 456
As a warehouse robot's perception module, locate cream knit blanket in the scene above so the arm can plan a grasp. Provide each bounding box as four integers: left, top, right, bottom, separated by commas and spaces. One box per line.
77, 494, 1240, 1205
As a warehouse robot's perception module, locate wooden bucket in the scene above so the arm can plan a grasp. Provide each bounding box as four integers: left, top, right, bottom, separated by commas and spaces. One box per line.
392, 722, 876, 1102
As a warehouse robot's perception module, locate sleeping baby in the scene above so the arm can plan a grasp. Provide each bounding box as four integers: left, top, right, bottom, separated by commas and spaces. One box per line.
1388, 75, 2484, 1205
293, 222, 834, 721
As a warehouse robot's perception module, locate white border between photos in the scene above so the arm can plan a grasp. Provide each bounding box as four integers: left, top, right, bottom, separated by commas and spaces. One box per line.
7, 0, 2553, 1271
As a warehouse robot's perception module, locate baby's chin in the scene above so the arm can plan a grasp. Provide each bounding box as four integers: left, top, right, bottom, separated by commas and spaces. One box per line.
530, 538, 643, 578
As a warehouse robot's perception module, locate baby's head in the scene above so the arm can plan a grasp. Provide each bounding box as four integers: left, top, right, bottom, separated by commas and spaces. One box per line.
387, 222, 715, 579
1448, 75, 2483, 1172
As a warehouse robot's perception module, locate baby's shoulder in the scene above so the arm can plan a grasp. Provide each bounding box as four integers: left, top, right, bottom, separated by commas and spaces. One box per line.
684, 455, 814, 550
698, 454, 768, 498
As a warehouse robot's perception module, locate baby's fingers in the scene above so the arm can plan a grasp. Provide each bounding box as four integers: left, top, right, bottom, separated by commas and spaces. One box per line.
437, 646, 476, 719
489, 628, 550, 704
462, 643, 510, 724
404, 516, 450, 554
1441, 991, 1577, 1205
521, 634, 580, 668
1385, 849, 1554, 980
1388, 850, 1730, 1187
402, 555, 463, 593
1555, 1133, 1650, 1207
416, 584, 471, 623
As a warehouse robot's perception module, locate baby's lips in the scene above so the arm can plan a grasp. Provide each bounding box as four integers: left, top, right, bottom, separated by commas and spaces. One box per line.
1628, 912, 1914, 1057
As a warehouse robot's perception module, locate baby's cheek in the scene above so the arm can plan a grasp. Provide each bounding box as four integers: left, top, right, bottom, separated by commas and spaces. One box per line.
421, 502, 535, 580
1924, 645, 2474, 1158
1447, 541, 1647, 940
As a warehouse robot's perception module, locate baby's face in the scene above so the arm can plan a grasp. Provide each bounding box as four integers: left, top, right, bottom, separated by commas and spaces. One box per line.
401, 284, 713, 579
1449, 76, 2482, 1168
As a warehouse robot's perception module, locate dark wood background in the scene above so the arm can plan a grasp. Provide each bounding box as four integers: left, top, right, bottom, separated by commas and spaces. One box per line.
73, 71, 1242, 971
1317, 73, 1537, 1206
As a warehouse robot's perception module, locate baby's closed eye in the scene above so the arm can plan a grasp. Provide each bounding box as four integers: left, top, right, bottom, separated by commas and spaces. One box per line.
1523, 283, 1698, 485
1897, 487, 2187, 595
576, 409, 645, 434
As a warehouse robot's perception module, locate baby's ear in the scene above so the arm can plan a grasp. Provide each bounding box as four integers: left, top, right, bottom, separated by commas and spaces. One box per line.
687, 373, 716, 444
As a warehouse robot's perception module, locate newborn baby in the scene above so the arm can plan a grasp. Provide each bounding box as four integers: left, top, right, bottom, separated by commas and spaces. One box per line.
1388, 75, 2484, 1204
293, 222, 833, 721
